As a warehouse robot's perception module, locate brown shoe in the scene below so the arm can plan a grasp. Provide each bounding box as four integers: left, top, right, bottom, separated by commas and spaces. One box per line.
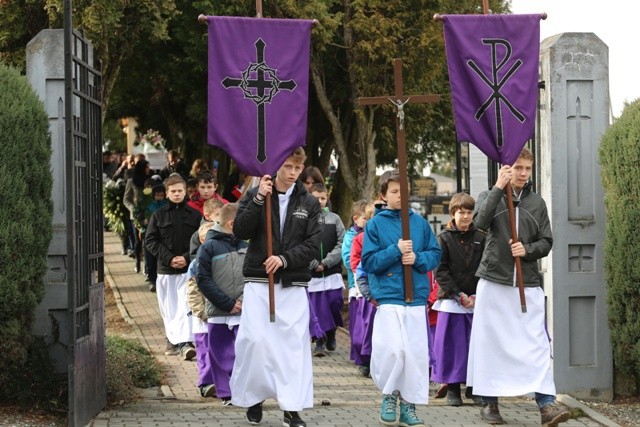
540, 404, 571, 426
434, 383, 448, 398
480, 403, 505, 425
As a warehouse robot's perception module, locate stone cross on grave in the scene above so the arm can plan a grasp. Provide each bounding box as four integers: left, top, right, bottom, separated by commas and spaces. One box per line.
429, 215, 443, 235
357, 59, 440, 302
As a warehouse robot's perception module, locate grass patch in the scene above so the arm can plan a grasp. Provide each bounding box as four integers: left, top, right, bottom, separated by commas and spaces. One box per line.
106, 335, 163, 406
570, 407, 586, 419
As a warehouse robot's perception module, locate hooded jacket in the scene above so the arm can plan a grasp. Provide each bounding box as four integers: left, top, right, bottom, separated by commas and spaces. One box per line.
361, 208, 442, 306
196, 226, 249, 317
310, 208, 345, 278
435, 220, 485, 299
473, 181, 552, 287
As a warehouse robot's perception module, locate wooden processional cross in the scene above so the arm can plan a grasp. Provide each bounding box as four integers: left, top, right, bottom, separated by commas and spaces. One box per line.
357, 58, 440, 302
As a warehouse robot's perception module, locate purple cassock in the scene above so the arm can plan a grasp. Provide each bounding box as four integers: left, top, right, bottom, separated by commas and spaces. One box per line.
442, 14, 543, 165
194, 332, 214, 387
308, 288, 344, 339
207, 16, 313, 176
206, 323, 239, 400
430, 312, 474, 384
348, 298, 376, 366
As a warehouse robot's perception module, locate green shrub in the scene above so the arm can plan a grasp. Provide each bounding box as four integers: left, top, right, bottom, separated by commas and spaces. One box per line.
0, 335, 68, 410
105, 335, 163, 405
0, 64, 53, 401
600, 99, 640, 392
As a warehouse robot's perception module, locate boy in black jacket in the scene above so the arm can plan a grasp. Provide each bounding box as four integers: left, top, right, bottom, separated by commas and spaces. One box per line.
145, 174, 201, 360
432, 192, 485, 406
229, 148, 321, 427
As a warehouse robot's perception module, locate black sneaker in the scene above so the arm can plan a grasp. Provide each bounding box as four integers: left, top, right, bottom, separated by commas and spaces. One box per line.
246, 401, 263, 425
283, 411, 306, 427
326, 329, 337, 351
358, 365, 370, 377
446, 383, 463, 406
313, 340, 326, 357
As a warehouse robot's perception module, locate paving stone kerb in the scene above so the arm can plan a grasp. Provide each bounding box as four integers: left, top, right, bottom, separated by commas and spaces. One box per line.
92, 232, 616, 427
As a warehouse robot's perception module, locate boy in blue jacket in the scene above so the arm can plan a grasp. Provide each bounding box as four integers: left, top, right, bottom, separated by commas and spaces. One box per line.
361, 170, 441, 427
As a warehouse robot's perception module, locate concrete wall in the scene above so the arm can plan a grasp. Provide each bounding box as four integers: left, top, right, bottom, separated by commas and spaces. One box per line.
539, 32, 612, 400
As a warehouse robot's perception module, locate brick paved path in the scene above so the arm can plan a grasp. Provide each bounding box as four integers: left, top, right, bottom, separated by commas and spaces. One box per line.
91, 232, 616, 427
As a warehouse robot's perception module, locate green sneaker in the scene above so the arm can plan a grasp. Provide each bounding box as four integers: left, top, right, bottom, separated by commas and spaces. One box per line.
398, 401, 425, 427
380, 393, 398, 425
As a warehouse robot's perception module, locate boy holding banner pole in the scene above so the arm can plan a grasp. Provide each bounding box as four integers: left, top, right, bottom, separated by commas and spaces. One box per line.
467, 148, 570, 426
230, 148, 321, 427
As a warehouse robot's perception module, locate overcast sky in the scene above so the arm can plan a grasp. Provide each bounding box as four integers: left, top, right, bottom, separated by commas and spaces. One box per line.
510, 0, 639, 118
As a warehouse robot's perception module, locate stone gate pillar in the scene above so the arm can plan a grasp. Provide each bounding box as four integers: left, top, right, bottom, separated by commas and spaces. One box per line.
538, 32, 612, 400
26, 29, 69, 373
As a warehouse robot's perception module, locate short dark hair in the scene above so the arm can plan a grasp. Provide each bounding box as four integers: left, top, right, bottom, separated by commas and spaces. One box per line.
196, 171, 217, 185
309, 183, 328, 194
300, 165, 324, 184
151, 184, 166, 197
449, 192, 475, 215
378, 169, 400, 196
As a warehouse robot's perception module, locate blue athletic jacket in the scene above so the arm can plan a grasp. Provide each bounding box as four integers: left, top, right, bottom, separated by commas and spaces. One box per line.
361, 208, 441, 306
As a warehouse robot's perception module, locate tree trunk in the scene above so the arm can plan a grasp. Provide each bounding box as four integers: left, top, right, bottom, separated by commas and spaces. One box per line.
310, 60, 378, 203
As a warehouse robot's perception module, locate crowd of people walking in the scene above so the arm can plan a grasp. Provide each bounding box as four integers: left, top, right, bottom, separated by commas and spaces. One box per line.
102, 147, 571, 427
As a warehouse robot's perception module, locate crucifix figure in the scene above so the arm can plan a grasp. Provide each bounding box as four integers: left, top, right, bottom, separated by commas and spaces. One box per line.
357, 58, 440, 302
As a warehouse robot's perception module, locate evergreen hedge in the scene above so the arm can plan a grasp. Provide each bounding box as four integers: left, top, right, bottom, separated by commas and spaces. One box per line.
0, 64, 54, 402
600, 99, 640, 392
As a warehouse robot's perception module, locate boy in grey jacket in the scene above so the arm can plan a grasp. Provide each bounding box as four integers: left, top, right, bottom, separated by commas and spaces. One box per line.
467, 148, 570, 426
196, 202, 247, 405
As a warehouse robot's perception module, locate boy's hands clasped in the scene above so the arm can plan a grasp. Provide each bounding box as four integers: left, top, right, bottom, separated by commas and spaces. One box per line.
230, 299, 242, 314
398, 239, 415, 265
170, 256, 187, 269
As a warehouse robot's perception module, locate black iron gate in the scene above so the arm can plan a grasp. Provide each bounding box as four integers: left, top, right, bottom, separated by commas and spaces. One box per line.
64, 7, 106, 425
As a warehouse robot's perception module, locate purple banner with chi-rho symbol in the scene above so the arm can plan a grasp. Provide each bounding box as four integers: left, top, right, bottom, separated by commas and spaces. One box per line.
443, 14, 542, 165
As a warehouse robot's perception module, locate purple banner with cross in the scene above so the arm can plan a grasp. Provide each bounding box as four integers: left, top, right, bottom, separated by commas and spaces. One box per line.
207, 16, 313, 176
442, 14, 542, 165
